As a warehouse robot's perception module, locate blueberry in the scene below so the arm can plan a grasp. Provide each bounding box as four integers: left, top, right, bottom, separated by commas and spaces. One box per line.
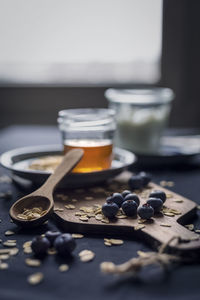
54, 233, 76, 256
139, 171, 152, 187
121, 190, 131, 198
128, 175, 143, 190
122, 200, 137, 217
45, 230, 61, 246
106, 196, 113, 203
124, 193, 140, 207
137, 204, 154, 219
147, 197, 163, 213
149, 190, 166, 203
111, 193, 124, 207
31, 236, 50, 256
102, 202, 119, 219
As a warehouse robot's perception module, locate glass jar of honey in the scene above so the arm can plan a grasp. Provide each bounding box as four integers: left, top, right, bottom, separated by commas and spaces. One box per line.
58, 108, 116, 173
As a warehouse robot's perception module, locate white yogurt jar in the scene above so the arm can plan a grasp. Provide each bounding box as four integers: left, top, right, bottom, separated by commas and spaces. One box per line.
105, 88, 174, 154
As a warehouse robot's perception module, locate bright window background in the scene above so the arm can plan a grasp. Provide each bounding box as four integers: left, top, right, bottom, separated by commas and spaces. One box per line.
0, 0, 163, 85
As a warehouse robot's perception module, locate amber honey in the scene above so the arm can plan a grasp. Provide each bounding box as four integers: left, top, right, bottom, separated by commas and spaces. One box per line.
64, 139, 113, 173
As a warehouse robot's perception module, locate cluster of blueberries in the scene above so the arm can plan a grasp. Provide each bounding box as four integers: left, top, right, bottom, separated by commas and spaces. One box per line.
128, 171, 152, 190
31, 231, 76, 256
102, 172, 167, 220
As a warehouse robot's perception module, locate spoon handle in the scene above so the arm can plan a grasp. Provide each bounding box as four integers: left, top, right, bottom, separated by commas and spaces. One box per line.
39, 149, 84, 196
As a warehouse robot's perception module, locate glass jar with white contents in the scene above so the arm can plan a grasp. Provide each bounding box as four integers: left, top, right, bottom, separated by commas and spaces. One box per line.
57, 108, 116, 173
105, 88, 174, 154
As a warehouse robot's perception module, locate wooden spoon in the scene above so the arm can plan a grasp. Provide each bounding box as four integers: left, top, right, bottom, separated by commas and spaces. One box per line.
9, 149, 84, 227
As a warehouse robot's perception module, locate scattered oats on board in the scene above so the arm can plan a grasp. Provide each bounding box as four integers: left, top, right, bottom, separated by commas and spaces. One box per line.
75, 212, 83, 216
72, 198, 77, 203
65, 204, 75, 210
79, 250, 95, 262
25, 258, 41, 267
166, 193, 172, 198
170, 209, 182, 215
87, 213, 95, 218
173, 199, 184, 203
80, 206, 93, 213
5, 230, 15, 236
160, 181, 174, 187
85, 196, 94, 201
138, 219, 146, 224
134, 224, 145, 231
95, 214, 103, 221
72, 233, 84, 239
160, 223, 172, 227
59, 264, 69, 272
101, 217, 109, 224
28, 272, 44, 285
93, 204, 101, 208
185, 224, 194, 231
79, 216, 89, 222
117, 215, 127, 219
162, 206, 181, 216
163, 212, 175, 217
54, 207, 64, 212
94, 208, 101, 215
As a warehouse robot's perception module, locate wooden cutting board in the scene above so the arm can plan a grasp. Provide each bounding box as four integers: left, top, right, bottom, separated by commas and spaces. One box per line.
53, 172, 200, 253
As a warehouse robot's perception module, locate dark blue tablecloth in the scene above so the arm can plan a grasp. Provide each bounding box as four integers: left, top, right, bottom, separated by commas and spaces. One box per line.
0, 126, 200, 300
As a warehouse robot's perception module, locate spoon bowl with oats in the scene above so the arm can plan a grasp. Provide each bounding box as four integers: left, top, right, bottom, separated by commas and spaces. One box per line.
9, 149, 84, 228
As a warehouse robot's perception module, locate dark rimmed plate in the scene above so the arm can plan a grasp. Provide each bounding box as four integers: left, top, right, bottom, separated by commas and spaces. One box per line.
135, 136, 200, 167
0, 145, 136, 189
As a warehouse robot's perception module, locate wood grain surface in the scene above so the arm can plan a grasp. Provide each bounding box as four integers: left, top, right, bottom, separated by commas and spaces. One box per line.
53, 171, 200, 253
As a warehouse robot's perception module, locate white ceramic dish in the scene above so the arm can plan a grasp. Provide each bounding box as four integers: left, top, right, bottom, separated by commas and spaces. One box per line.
0, 145, 136, 189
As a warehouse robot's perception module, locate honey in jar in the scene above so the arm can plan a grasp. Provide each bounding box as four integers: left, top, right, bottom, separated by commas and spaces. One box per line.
64, 139, 113, 173
58, 108, 116, 173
